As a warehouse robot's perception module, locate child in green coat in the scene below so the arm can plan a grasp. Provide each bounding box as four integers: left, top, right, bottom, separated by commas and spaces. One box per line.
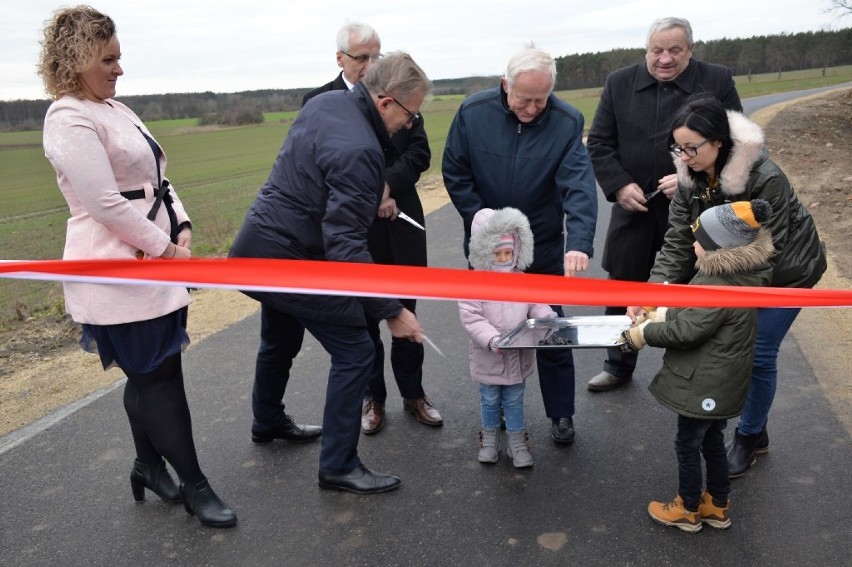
621, 199, 774, 533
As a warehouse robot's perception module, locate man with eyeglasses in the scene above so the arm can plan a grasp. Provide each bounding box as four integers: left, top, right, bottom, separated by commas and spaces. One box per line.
443, 45, 598, 447
585, 17, 743, 393
303, 22, 443, 437
230, 52, 431, 494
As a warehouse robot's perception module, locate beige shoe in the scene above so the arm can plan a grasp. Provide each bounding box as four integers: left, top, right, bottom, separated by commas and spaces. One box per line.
699, 491, 731, 529
587, 371, 631, 392
648, 495, 702, 533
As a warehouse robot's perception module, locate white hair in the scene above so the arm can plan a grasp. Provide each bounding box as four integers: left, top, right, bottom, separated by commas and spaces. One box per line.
336, 21, 380, 52
504, 44, 556, 90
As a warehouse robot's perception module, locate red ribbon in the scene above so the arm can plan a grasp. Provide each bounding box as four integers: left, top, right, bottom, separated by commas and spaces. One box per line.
1, 258, 850, 308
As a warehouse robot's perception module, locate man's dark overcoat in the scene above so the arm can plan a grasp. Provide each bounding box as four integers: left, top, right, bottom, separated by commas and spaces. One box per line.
587, 59, 742, 281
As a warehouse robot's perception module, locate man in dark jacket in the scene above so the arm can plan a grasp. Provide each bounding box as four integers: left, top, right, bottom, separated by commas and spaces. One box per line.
585, 17, 742, 392
443, 46, 598, 445
230, 52, 429, 494
302, 21, 442, 436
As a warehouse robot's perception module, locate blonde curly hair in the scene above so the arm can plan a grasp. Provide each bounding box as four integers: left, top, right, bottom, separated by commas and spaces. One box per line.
37, 5, 116, 100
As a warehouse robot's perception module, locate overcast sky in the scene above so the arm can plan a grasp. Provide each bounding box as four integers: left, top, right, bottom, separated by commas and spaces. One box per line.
2, 0, 848, 101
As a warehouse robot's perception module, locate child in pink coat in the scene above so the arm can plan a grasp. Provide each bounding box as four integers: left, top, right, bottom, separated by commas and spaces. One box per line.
458, 207, 556, 467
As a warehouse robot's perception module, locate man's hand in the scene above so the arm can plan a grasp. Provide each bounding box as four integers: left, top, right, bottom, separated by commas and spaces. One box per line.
378, 198, 397, 219
615, 183, 649, 212
377, 183, 398, 220
387, 307, 423, 343
563, 251, 589, 277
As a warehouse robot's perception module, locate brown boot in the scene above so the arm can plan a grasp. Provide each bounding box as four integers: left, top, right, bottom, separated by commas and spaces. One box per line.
648, 495, 702, 533
699, 491, 731, 529
361, 400, 385, 434
403, 396, 443, 426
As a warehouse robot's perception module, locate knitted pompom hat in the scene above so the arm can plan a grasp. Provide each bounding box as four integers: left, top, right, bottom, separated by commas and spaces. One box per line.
692, 199, 772, 251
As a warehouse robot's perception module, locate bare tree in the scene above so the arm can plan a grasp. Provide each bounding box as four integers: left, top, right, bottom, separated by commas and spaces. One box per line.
826, 0, 852, 16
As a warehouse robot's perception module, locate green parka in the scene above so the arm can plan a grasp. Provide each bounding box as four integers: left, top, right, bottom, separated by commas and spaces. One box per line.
644, 230, 775, 419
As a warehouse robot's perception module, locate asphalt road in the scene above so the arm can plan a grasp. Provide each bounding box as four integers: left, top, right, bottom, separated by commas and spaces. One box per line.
740, 82, 852, 115
2, 87, 851, 565
2, 198, 851, 566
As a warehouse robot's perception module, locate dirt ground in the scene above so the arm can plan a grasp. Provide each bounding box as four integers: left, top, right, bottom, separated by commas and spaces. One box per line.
1, 88, 850, 439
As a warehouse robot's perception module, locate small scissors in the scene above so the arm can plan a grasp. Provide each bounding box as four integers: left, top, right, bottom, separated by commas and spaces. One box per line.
396, 209, 425, 231
644, 188, 662, 200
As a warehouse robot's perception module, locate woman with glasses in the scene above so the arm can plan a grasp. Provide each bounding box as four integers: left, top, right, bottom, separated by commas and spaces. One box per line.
627, 93, 825, 480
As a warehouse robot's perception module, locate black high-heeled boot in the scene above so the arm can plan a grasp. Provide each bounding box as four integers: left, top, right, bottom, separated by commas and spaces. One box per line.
727, 429, 760, 479
180, 479, 237, 528
755, 426, 769, 455
130, 458, 182, 503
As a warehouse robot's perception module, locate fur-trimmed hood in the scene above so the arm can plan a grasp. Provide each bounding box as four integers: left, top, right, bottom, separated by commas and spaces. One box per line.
468, 207, 535, 271
695, 228, 774, 276
675, 110, 767, 197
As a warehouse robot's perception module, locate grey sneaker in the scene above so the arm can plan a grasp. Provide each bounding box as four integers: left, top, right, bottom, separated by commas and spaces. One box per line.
587, 371, 631, 392
506, 430, 533, 468
478, 429, 499, 463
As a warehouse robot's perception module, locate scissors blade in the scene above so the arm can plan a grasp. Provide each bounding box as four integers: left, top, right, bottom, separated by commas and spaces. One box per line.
422, 334, 446, 358
396, 210, 425, 231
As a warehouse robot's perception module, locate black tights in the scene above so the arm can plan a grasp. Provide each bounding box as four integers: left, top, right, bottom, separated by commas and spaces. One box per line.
122, 353, 204, 485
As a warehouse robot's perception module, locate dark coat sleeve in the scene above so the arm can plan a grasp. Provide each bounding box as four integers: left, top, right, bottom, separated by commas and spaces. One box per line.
386, 119, 430, 203
556, 111, 598, 257
648, 184, 698, 284
442, 105, 483, 229
367, 117, 431, 267
586, 74, 630, 202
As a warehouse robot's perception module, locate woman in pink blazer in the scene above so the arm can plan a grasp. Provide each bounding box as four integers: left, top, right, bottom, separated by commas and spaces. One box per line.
38, 6, 235, 528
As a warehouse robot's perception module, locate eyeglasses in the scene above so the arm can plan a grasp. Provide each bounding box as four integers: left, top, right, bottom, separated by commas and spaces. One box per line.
379, 95, 421, 125
341, 51, 382, 63
669, 139, 710, 157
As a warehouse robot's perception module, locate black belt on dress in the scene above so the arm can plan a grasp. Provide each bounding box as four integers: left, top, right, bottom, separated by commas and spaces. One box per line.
120, 180, 179, 243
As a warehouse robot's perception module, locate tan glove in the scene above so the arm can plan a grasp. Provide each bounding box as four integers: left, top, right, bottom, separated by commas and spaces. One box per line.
619, 320, 649, 353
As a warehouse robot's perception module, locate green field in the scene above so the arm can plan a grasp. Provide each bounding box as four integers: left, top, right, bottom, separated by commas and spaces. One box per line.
1, 65, 850, 322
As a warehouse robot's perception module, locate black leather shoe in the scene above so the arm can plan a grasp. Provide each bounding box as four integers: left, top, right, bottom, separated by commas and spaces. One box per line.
252, 413, 322, 444
130, 458, 181, 503
318, 464, 401, 494
180, 479, 237, 528
551, 417, 576, 444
